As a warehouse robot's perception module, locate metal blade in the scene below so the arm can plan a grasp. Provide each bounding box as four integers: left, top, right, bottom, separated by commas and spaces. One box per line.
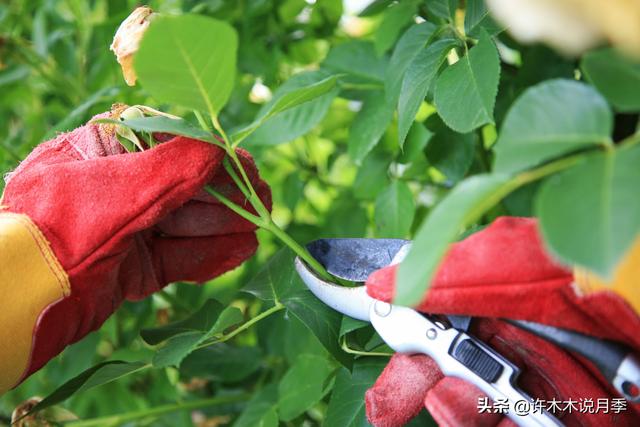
294, 257, 375, 321
306, 238, 410, 282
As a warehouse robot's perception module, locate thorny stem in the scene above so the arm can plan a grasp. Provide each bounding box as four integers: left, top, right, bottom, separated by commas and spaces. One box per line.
196, 302, 285, 349
64, 394, 250, 427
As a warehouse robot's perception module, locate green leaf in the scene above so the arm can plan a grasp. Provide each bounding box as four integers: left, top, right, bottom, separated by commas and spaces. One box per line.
398, 122, 432, 164
425, 117, 475, 183
385, 22, 437, 105
374, 0, 419, 55
323, 41, 388, 83
374, 180, 415, 237
426, 0, 458, 20
434, 30, 499, 133
141, 299, 243, 368
324, 359, 387, 427
181, 344, 263, 382
348, 91, 395, 164
536, 145, 640, 277
135, 14, 237, 115
353, 151, 391, 199
233, 384, 279, 427
396, 174, 515, 305
359, 0, 394, 17
243, 71, 339, 145
244, 249, 350, 366
152, 331, 204, 368
494, 79, 613, 173
141, 299, 226, 345
234, 74, 339, 144
277, 354, 335, 421
581, 48, 640, 112
26, 361, 147, 416
464, 0, 503, 37
94, 116, 217, 144
398, 38, 457, 146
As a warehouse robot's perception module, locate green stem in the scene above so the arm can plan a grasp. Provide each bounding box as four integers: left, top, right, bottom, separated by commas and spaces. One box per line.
264, 220, 332, 281
64, 394, 250, 427
204, 185, 266, 228
193, 110, 212, 133
223, 157, 252, 200
339, 82, 384, 91
340, 337, 392, 357
620, 131, 640, 148
196, 302, 285, 349
514, 153, 583, 186
211, 116, 270, 219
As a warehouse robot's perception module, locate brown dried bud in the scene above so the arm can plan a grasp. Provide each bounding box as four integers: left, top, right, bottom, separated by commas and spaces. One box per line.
110, 6, 155, 86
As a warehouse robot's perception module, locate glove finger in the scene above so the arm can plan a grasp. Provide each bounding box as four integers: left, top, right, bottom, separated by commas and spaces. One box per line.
365, 217, 640, 345
5, 136, 225, 269
425, 377, 504, 427
152, 232, 258, 285
156, 177, 271, 237
365, 354, 443, 427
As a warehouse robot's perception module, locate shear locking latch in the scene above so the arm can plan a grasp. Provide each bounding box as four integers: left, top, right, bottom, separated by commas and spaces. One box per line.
452, 339, 504, 383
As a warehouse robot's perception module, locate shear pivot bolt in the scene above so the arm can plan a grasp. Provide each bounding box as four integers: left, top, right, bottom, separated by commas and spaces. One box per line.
374, 301, 392, 317
426, 328, 437, 340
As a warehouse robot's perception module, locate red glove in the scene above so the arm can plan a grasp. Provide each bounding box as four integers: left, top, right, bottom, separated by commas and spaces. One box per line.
0, 110, 270, 392
364, 217, 640, 427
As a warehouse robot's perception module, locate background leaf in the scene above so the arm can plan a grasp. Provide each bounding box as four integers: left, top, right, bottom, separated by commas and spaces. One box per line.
494, 79, 613, 173
26, 361, 147, 416
234, 74, 339, 143
374, 0, 419, 55
374, 180, 415, 237
385, 22, 437, 105
277, 354, 335, 421
244, 249, 350, 366
243, 71, 339, 145
398, 38, 457, 146
348, 91, 395, 164
135, 14, 238, 115
536, 145, 640, 277
434, 31, 500, 133
581, 48, 640, 112
324, 359, 387, 427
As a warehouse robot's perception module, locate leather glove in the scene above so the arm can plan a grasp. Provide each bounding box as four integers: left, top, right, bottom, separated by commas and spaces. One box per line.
363, 217, 640, 427
0, 109, 270, 393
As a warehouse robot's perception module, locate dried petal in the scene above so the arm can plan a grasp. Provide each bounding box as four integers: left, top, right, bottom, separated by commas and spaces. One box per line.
110, 6, 155, 86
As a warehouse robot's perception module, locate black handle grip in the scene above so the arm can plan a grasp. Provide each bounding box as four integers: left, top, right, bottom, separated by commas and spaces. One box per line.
451, 338, 504, 383
509, 320, 628, 381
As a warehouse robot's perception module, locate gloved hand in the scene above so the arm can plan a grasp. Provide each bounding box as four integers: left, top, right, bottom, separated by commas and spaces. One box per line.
0, 109, 270, 393
363, 217, 640, 427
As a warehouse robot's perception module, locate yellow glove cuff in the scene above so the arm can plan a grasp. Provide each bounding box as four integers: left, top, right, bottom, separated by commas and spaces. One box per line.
0, 213, 70, 394
574, 238, 640, 315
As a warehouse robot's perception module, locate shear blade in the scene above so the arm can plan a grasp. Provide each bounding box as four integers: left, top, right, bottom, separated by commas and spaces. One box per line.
306, 238, 410, 282
294, 257, 375, 321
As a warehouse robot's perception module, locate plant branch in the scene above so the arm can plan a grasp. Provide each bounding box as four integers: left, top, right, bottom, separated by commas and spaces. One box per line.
196, 302, 285, 349
340, 337, 392, 357
204, 185, 266, 227
64, 394, 250, 427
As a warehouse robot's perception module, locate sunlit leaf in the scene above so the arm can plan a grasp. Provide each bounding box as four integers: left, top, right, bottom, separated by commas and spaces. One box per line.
434, 30, 500, 133
494, 79, 612, 173
135, 14, 237, 115
536, 145, 640, 277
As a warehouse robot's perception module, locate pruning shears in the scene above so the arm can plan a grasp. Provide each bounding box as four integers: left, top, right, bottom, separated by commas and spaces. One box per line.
294, 238, 640, 427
